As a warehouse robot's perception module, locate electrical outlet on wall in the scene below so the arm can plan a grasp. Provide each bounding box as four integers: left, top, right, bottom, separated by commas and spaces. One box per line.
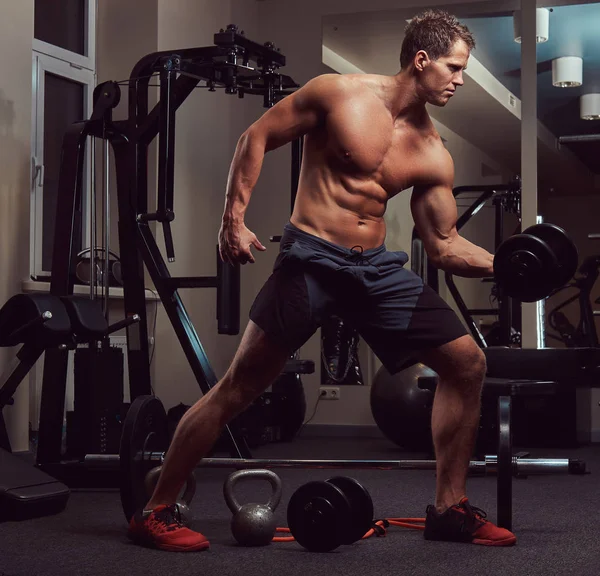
320, 386, 341, 400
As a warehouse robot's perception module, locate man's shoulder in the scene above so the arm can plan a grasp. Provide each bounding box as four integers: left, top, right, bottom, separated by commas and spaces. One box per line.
412, 128, 454, 188
308, 73, 382, 94
300, 73, 377, 112
419, 118, 451, 156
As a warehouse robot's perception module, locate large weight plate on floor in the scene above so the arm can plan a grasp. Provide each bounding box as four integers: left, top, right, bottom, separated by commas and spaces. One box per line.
524, 223, 578, 291
119, 395, 169, 522
287, 480, 352, 552
494, 233, 556, 302
326, 477, 373, 544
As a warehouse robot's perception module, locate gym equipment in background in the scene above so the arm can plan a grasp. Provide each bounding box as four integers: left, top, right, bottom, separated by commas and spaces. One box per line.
546, 252, 599, 348
320, 315, 364, 386
0, 294, 71, 521
74, 248, 123, 287
370, 363, 435, 452
0, 290, 140, 518
370, 354, 585, 453
34, 26, 299, 489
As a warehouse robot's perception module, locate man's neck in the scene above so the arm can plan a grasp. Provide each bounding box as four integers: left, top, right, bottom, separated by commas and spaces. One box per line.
386, 69, 428, 123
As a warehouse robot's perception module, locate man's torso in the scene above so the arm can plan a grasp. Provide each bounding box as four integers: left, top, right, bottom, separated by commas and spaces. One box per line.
291, 74, 451, 249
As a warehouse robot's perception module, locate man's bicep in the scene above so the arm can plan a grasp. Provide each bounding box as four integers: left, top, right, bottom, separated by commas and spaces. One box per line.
410, 184, 459, 260
248, 75, 336, 151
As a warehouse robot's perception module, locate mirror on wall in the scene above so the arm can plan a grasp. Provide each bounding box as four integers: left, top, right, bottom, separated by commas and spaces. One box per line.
533, 2, 600, 349
320, 2, 599, 355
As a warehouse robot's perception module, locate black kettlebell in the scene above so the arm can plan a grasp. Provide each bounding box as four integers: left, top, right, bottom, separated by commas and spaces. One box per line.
224, 469, 283, 547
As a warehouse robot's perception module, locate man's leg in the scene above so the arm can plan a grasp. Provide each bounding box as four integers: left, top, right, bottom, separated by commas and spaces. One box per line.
418, 335, 515, 545
146, 320, 290, 510
417, 335, 486, 512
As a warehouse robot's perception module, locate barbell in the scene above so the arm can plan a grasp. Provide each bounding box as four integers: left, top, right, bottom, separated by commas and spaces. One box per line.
104, 394, 587, 532
494, 223, 578, 302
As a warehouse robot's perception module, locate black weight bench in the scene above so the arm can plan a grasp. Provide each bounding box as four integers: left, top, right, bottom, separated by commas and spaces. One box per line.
0, 292, 140, 520
484, 346, 600, 387
0, 294, 71, 521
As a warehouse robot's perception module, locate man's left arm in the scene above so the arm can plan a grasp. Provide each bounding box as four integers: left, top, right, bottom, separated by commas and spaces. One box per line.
410, 154, 494, 279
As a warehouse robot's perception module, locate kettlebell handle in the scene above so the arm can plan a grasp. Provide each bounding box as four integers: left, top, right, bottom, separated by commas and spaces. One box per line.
223, 469, 282, 514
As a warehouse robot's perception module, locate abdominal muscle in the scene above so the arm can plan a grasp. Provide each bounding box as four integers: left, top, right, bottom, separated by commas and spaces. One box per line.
290, 151, 394, 251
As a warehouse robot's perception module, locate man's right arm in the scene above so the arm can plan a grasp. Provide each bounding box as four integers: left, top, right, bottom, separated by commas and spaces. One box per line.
220, 74, 341, 263
222, 75, 342, 223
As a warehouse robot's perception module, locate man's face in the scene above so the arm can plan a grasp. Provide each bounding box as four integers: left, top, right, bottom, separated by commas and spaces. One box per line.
416, 39, 470, 107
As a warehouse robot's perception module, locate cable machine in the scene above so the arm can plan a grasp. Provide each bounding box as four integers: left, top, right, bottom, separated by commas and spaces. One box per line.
35, 25, 299, 486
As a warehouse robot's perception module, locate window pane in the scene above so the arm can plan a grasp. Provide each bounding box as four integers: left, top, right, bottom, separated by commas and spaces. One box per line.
42, 72, 85, 271
35, 0, 86, 56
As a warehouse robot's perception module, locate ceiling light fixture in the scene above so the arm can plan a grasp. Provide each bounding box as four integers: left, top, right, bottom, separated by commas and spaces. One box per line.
513, 8, 550, 43
581, 94, 600, 120
552, 57, 583, 88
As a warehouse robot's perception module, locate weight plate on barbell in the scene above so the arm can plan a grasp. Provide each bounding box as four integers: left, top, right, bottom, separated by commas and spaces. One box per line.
494, 233, 556, 302
497, 396, 513, 531
287, 480, 352, 552
119, 395, 169, 522
326, 477, 374, 544
523, 223, 578, 291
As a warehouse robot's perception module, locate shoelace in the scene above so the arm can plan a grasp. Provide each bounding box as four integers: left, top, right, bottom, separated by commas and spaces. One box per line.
460, 501, 487, 522
152, 504, 184, 532
456, 501, 487, 533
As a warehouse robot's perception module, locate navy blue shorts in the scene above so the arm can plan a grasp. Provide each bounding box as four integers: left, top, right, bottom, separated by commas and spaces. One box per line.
249, 223, 468, 374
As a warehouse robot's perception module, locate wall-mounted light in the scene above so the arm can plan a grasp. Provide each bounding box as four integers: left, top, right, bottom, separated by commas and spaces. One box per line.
552, 57, 583, 88
513, 8, 550, 43
581, 94, 600, 120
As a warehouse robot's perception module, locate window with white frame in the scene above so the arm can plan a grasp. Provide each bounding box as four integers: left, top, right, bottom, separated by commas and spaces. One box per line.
31, 0, 96, 279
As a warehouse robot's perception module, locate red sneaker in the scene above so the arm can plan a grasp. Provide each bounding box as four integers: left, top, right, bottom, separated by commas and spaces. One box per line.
128, 503, 210, 552
424, 498, 517, 546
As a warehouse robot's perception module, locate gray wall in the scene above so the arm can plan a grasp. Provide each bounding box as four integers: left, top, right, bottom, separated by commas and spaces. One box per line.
0, 1, 34, 451
96, 0, 159, 256
151, 0, 265, 408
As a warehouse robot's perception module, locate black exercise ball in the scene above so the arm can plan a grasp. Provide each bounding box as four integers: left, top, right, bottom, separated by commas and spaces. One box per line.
370, 363, 437, 451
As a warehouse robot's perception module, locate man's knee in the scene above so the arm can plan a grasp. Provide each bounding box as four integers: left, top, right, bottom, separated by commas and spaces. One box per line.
422, 335, 486, 385
460, 344, 486, 383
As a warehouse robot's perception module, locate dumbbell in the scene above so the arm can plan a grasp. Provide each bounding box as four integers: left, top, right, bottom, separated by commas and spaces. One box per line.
494, 223, 578, 302
287, 476, 373, 552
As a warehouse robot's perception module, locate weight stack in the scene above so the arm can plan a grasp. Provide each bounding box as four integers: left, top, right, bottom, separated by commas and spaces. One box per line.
71, 346, 124, 457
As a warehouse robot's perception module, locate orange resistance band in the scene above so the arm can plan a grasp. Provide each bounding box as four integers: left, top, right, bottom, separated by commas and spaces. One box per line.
272, 517, 426, 544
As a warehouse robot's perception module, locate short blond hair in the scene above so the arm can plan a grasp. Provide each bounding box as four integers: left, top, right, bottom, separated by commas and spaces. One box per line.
400, 9, 475, 69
